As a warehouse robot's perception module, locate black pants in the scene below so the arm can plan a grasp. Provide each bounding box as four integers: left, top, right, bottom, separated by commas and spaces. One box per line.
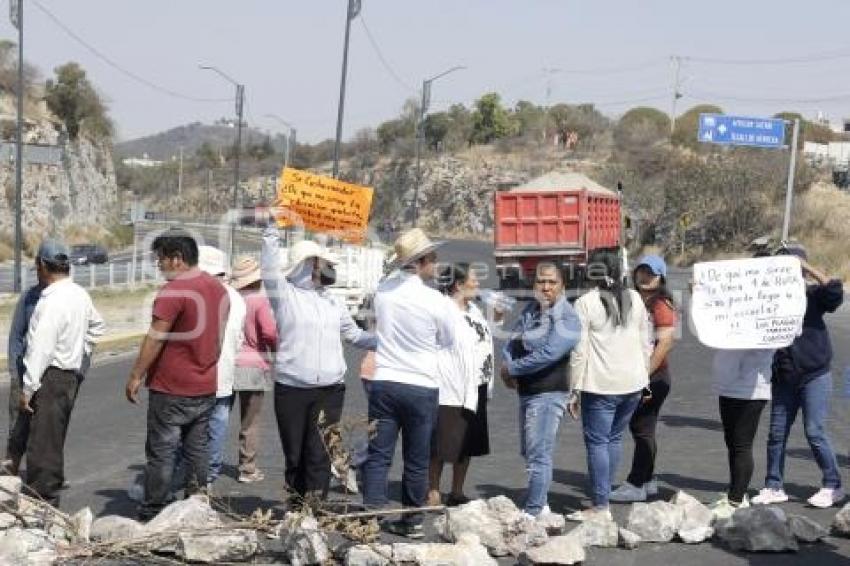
719, 396, 767, 503
626, 372, 671, 487
140, 391, 215, 521
7, 373, 29, 462
25, 368, 81, 507
274, 383, 345, 499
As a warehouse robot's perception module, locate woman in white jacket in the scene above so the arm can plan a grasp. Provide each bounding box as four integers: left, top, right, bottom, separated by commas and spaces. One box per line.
428, 263, 495, 507
567, 252, 651, 522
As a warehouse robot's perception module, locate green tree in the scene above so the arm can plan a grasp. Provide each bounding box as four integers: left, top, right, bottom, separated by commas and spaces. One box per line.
45, 62, 113, 140
195, 141, 219, 170
512, 100, 548, 141
471, 92, 513, 144
613, 107, 670, 152
444, 103, 473, 150
548, 103, 608, 147
423, 111, 451, 150
671, 104, 723, 148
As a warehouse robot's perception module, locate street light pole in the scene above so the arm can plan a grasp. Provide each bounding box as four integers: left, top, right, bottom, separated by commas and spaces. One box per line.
332, 0, 361, 178
264, 113, 296, 169
199, 64, 244, 259
12, 0, 23, 293
412, 65, 465, 227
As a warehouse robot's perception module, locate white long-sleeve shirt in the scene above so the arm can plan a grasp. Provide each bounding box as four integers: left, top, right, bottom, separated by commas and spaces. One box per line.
436, 301, 494, 411
261, 227, 376, 387
23, 277, 105, 396
570, 288, 651, 396
374, 270, 456, 389
217, 285, 246, 398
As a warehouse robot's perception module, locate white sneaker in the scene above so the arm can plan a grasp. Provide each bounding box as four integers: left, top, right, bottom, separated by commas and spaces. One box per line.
645, 479, 658, 497
609, 482, 647, 503
752, 487, 789, 505
566, 507, 613, 523
709, 495, 749, 521
807, 488, 845, 509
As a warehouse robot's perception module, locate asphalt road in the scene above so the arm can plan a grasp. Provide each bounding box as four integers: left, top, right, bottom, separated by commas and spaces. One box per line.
2, 239, 850, 565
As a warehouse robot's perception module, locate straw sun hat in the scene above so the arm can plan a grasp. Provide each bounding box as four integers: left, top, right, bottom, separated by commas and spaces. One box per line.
388, 228, 445, 269
230, 256, 262, 290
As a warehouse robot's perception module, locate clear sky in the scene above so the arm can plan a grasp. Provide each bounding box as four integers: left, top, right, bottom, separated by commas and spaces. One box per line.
11, 0, 850, 144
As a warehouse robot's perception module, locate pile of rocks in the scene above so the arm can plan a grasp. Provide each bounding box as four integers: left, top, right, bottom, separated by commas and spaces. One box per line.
4, 473, 850, 565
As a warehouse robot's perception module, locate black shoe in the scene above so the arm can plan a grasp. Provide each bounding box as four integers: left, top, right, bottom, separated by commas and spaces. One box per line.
382, 519, 424, 539
446, 493, 470, 507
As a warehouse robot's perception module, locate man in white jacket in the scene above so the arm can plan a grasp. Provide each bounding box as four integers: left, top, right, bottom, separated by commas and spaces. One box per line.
21, 239, 105, 506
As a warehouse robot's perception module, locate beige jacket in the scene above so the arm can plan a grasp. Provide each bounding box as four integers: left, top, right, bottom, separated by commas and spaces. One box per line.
569, 288, 652, 395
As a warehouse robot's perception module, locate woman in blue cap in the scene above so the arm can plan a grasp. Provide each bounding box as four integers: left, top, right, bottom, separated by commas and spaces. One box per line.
610, 255, 678, 502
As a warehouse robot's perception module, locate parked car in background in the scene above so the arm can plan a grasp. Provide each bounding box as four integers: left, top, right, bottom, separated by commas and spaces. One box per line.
70, 244, 108, 265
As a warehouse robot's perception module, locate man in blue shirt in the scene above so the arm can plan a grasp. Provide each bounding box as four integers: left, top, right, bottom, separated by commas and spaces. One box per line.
3, 276, 44, 476
501, 262, 581, 517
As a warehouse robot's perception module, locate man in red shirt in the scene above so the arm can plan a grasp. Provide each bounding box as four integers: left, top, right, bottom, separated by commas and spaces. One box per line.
125, 229, 229, 520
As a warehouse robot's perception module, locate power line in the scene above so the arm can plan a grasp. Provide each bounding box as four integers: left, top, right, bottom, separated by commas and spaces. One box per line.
358, 13, 416, 94
687, 47, 850, 66
687, 89, 850, 104
31, 0, 231, 103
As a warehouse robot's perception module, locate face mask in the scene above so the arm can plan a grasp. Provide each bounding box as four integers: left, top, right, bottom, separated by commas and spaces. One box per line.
319, 263, 337, 287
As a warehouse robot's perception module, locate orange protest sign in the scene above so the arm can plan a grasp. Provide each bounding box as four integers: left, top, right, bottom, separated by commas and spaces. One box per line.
274, 167, 374, 243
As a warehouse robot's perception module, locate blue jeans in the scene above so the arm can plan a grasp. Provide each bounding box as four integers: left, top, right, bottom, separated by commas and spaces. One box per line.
362, 380, 438, 526
519, 391, 568, 516
581, 392, 641, 508
207, 395, 234, 484
766, 372, 842, 490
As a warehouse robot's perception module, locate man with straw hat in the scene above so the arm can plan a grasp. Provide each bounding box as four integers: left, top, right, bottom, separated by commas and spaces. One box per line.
231, 255, 278, 484
260, 222, 376, 505
362, 228, 457, 539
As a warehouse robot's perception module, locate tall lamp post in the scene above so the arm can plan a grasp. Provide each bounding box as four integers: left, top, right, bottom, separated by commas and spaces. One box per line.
332, 0, 362, 178
264, 113, 297, 169
412, 65, 465, 227
199, 64, 244, 259
11, 0, 23, 292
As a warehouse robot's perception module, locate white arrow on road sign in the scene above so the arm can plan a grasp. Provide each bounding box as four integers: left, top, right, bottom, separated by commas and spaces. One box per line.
718, 124, 727, 134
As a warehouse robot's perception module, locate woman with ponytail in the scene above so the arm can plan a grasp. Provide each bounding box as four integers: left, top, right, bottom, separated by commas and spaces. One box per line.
566, 251, 652, 522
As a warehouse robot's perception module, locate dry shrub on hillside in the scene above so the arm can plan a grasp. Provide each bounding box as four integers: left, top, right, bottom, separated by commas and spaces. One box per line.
795, 182, 850, 281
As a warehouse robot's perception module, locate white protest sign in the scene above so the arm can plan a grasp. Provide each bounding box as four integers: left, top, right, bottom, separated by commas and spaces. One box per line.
691, 256, 806, 349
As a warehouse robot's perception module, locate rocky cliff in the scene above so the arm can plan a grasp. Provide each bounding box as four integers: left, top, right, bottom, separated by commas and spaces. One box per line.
0, 94, 118, 251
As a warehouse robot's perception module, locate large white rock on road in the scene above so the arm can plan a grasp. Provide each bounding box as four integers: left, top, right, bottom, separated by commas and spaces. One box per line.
626, 501, 684, 543
177, 529, 259, 563
517, 534, 586, 565
715, 506, 798, 553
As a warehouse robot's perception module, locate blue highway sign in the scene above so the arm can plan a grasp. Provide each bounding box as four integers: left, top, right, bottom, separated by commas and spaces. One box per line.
698, 114, 786, 149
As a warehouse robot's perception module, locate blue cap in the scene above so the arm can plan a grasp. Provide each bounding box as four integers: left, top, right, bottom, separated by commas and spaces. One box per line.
636, 255, 667, 278
37, 238, 70, 265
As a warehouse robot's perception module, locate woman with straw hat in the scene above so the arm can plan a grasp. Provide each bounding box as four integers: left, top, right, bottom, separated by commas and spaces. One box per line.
260, 223, 376, 505
231, 255, 278, 484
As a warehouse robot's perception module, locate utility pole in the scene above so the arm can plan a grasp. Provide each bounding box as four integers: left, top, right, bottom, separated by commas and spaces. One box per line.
11, 0, 22, 293
205, 168, 212, 225
199, 64, 244, 259
177, 146, 183, 195
332, 0, 361, 178
412, 66, 465, 227
264, 113, 296, 169
669, 56, 685, 136
781, 118, 801, 241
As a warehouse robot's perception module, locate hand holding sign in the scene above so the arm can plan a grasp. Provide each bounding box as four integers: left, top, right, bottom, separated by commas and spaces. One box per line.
691, 256, 806, 349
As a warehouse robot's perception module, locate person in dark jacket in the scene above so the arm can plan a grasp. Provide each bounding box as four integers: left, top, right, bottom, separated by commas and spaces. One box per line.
752, 243, 845, 509
501, 262, 581, 518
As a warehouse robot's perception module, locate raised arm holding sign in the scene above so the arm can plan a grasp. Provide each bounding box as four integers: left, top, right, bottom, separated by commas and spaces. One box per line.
691, 256, 807, 349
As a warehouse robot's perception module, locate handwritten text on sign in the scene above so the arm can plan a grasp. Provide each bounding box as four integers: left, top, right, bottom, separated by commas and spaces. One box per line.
691, 256, 806, 349
275, 167, 374, 243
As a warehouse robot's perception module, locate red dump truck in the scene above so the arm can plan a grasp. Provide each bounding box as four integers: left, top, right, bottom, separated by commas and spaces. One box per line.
494, 172, 623, 289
